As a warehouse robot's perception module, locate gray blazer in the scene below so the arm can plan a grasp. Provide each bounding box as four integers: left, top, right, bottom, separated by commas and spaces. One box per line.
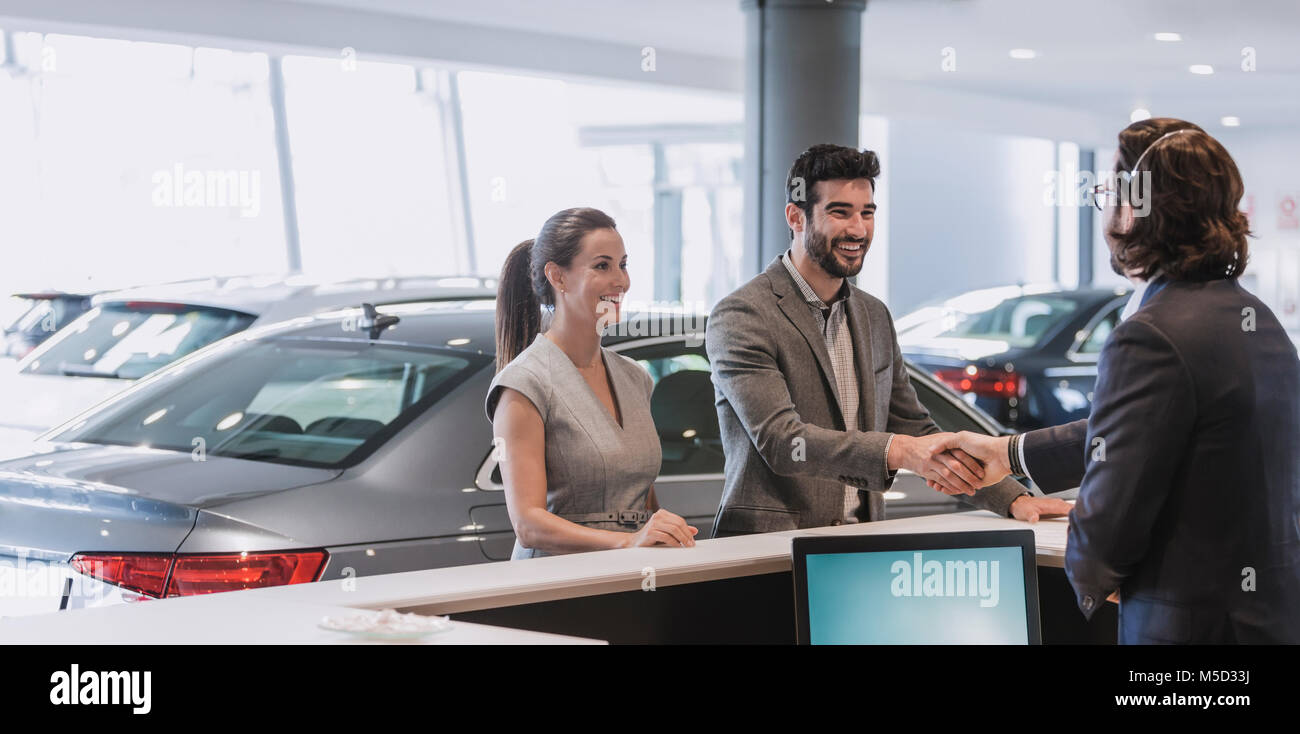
706, 256, 1026, 535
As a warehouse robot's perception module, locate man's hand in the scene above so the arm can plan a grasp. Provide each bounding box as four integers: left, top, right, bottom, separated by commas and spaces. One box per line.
1008, 494, 1073, 523
887, 433, 986, 495
925, 431, 1014, 494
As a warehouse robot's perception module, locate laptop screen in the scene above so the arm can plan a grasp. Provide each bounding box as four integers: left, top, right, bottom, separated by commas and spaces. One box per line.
793, 530, 1041, 644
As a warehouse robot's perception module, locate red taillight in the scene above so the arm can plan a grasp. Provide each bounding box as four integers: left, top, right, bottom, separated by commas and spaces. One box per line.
71, 553, 171, 598
166, 551, 327, 597
70, 550, 328, 599
933, 367, 1023, 400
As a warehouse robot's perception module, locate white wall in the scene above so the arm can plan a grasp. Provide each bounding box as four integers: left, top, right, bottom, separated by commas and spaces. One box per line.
1220, 129, 1300, 334
884, 120, 1058, 316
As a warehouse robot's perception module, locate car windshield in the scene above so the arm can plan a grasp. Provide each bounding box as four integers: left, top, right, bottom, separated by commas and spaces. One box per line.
899, 293, 1079, 350
19, 302, 257, 379
48, 338, 484, 468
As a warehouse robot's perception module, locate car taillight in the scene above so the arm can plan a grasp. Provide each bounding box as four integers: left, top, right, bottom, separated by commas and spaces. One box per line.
933, 366, 1024, 400
71, 553, 171, 598
69, 550, 328, 599
166, 551, 327, 597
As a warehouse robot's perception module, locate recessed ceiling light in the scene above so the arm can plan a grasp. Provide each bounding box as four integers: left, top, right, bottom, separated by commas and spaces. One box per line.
1131, 108, 1152, 122
1009, 48, 1037, 60
1189, 64, 1214, 75
1154, 32, 1182, 42
1221, 116, 1241, 127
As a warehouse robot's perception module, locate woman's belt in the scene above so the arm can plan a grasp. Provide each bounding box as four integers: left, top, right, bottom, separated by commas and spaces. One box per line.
559, 510, 651, 527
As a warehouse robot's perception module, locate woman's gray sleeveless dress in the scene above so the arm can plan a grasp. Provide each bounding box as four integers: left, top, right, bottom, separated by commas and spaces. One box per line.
485, 333, 663, 559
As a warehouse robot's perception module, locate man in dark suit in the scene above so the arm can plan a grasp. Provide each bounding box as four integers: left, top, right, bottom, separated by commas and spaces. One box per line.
934, 119, 1300, 643
706, 144, 1070, 537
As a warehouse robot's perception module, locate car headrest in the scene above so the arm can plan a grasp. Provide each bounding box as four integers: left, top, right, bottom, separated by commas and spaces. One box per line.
1024, 313, 1052, 338
304, 416, 386, 439
650, 370, 719, 440
242, 413, 303, 434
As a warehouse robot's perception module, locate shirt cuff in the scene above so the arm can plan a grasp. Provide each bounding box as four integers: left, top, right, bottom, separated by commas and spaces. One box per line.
1016, 433, 1037, 487
884, 433, 898, 479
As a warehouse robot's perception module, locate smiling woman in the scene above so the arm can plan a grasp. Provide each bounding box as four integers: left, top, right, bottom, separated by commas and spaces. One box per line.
487, 207, 699, 559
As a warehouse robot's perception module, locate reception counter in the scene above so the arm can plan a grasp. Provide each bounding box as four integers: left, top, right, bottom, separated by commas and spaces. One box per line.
0, 502, 1114, 644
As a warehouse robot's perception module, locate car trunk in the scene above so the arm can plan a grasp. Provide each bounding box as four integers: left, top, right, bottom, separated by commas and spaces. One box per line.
0, 444, 339, 616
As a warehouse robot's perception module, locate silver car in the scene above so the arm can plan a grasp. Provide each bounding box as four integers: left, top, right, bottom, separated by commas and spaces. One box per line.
0, 299, 1019, 617
0, 274, 495, 450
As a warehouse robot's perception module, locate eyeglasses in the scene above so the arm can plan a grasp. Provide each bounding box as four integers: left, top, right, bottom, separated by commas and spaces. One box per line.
1093, 128, 1200, 212
1091, 182, 1114, 212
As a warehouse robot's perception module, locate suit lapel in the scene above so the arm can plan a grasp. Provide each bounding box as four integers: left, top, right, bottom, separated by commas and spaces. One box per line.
767, 258, 845, 426
845, 293, 877, 430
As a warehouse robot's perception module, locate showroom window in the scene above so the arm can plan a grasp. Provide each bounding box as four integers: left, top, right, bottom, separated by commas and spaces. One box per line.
456, 71, 743, 308
0, 31, 286, 302
279, 57, 467, 280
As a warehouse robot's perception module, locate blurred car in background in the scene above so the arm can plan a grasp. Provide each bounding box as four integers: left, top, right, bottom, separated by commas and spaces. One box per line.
898, 284, 1130, 431
2, 291, 96, 360
0, 274, 495, 448
0, 301, 1028, 617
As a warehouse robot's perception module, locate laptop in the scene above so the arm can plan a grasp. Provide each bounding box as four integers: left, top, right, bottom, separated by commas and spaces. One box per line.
792, 529, 1041, 644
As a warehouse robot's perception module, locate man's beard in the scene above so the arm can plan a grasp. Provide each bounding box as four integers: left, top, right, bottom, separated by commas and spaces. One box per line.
806, 227, 867, 279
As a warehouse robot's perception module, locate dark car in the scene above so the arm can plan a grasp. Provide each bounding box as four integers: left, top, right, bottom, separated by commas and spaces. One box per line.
898, 285, 1131, 430
2, 291, 96, 359
0, 301, 1022, 616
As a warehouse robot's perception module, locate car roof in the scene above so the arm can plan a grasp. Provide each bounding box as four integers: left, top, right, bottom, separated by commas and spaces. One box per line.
11, 291, 96, 300
91, 274, 497, 321
1051, 287, 1132, 305
949, 283, 1130, 304
250, 301, 1008, 435
897, 283, 1130, 327
246, 301, 711, 354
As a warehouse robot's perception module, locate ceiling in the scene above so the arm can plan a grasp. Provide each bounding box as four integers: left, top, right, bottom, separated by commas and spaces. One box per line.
275, 0, 1300, 132
4, 0, 1298, 135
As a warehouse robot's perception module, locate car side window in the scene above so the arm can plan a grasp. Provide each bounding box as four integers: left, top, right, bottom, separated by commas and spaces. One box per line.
1078, 302, 1124, 355
618, 340, 724, 477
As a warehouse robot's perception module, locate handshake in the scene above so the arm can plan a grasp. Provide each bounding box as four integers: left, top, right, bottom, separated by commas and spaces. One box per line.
885, 431, 1072, 523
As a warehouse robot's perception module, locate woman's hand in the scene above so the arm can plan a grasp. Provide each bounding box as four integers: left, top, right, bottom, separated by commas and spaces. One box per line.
626, 508, 698, 548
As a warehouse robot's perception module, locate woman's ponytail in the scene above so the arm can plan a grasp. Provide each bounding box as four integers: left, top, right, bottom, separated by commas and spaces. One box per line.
496, 239, 541, 372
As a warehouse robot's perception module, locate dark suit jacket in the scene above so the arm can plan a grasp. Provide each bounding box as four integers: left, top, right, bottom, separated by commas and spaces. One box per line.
1022, 278, 1300, 643
706, 256, 1026, 535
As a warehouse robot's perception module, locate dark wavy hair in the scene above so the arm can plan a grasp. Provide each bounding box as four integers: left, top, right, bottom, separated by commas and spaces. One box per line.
785, 144, 881, 238
1107, 117, 1250, 281
494, 207, 617, 372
